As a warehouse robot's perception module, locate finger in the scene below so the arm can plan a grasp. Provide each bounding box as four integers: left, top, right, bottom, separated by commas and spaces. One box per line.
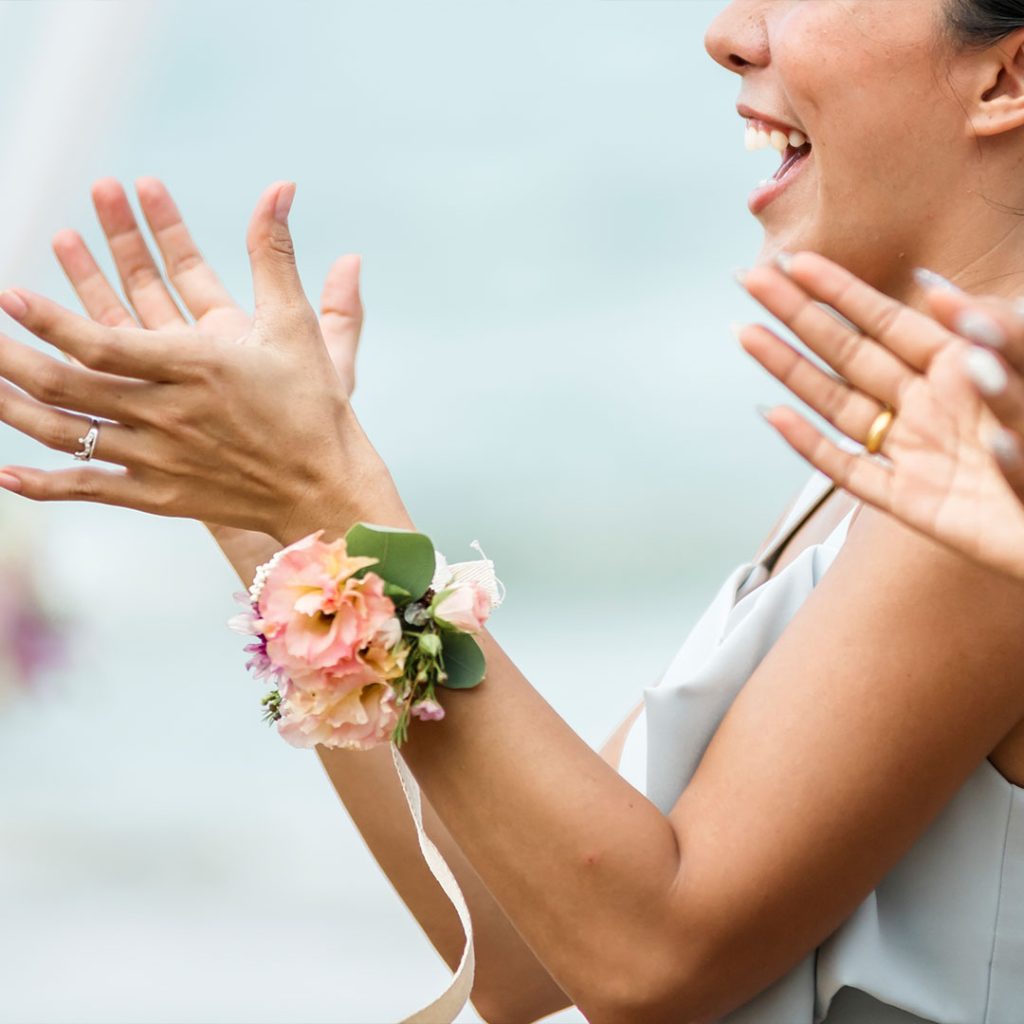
986, 427, 1024, 505
0, 377, 136, 465
0, 288, 197, 381
135, 177, 239, 320
779, 251, 950, 371
738, 322, 884, 442
319, 253, 363, 392
90, 177, 186, 329
962, 345, 1024, 438
925, 289, 1024, 377
0, 462, 168, 515
247, 181, 315, 326
741, 263, 913, 409
51, 229, 136, 328
0, 333, 152, 423
761, 405, 894, 511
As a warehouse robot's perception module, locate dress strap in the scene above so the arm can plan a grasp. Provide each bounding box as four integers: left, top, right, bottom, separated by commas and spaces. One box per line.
735, 475, 837, 602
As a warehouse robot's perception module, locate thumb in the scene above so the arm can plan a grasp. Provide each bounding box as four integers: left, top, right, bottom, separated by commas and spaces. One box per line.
246, 180, 312, 322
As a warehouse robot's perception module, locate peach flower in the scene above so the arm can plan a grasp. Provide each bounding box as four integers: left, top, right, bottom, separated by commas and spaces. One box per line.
277, 680, 399, 750
257, 533, 397, 677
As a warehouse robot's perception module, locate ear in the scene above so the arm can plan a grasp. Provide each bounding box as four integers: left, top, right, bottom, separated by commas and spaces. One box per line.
967, 28, 1024, 137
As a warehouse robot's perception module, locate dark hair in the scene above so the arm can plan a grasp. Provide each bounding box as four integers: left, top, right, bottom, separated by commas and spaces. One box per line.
947, 0, 1024, 47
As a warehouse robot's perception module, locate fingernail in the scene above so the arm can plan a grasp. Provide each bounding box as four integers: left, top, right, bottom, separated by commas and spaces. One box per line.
955, 309, 1005, 348
0, 472, 22, 492
732, 267, 749, 285
755, 403, 775, 421
730, 321, 746, 339
964, 346, 1008, 396
988, 427, 1022, 467
0, 290, 28, 321
274, 182, 296, 224
1013, 298, 1024, 322
912, 267, 961, 294
774, 251, 794, 273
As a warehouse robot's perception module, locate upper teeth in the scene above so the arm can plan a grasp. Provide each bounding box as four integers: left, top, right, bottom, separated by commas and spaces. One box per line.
744, 121, 807, 153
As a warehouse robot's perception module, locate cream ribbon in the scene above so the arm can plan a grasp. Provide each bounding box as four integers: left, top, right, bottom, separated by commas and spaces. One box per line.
392, 545, 505, 1022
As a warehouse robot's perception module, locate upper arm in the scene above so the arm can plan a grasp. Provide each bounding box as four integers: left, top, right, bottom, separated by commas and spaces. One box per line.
663, 506, 1024, 1021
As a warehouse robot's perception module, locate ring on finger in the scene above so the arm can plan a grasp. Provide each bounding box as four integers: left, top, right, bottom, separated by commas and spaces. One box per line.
865, 407, 894, 455
73, 418, 101, 462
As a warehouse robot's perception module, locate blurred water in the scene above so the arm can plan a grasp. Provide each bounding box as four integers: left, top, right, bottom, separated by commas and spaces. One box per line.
0, 1, 813, 1021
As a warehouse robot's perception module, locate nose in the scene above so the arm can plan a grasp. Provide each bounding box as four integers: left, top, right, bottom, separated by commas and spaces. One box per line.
704, 0, 770, 74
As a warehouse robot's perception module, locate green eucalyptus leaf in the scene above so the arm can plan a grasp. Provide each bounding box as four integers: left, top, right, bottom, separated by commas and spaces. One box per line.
383, 582, 412, 600
344, 523, 435, 600
439, 631, 486, 689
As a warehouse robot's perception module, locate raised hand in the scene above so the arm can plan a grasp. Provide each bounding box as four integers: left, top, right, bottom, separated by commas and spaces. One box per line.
0, 182, 408, 543
45, 177, 367, 565
735, 251, 1024, 582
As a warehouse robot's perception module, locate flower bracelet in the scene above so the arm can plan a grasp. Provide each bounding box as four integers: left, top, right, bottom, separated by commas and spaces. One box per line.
229, 523, 504, 750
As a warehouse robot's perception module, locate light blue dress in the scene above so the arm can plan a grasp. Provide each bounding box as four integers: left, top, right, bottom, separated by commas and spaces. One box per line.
615, 471, 1024, 1023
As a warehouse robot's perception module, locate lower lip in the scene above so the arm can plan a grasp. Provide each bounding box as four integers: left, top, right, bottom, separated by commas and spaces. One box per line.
747, 147, 813, 216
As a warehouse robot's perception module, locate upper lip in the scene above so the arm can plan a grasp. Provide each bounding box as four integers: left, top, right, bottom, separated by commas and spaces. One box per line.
737, 102, 807, 139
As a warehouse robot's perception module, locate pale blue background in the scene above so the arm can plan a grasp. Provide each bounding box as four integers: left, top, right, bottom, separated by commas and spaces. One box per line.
0, 1, 810, 1021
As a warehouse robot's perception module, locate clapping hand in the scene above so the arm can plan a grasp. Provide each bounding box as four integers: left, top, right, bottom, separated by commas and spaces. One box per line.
735, 251, 1024, 582
0, 181, 407, 544
41, 177, 370, 567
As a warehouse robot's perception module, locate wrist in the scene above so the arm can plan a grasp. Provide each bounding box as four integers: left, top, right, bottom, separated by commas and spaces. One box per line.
274, 457, 414, 546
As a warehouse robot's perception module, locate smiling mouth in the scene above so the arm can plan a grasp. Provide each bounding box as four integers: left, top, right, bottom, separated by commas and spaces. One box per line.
742, 114, 813, 213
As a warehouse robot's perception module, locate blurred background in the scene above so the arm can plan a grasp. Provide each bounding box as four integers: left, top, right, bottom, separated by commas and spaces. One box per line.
0, 1, 812, 1020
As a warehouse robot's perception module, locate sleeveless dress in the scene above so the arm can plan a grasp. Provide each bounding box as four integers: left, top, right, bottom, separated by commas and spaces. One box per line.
615, 470, 1024, 1024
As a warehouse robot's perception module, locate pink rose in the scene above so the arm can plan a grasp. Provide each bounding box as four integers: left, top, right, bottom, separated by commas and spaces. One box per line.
277, 680, 399, 750
431, 582, 491, 633
258, 534, 396, 677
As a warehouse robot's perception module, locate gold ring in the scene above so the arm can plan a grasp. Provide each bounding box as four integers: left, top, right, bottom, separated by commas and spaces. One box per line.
866, 408, 894, 455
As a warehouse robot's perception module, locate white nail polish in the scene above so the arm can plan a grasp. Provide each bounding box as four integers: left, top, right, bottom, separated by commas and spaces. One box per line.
775, 251, 794, 274
988, 427, 1022, 467
955, 309, 1005, 349
964, 346, 1008, 396
912, 267, 961, 294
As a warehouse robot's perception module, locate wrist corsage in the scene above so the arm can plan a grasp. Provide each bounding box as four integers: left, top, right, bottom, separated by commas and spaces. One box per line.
229, 524, 504, 750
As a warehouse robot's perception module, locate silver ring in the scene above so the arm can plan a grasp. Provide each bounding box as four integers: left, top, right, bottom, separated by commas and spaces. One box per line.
72, 419, 100, 462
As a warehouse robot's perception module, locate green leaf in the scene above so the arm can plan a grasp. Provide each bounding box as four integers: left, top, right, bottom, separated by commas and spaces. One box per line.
383, 581, 412, 600
439, 631, 486, 689
344, 523, 435, 600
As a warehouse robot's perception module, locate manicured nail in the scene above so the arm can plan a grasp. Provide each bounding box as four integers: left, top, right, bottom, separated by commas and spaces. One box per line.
755, 403, 775, 421
912, 267, 961, 294
274, 182, 296, 224
955, 309, 1005, 348
732, 267, 749, 285
0, 290, 28, 321
774, 251, 794, 273
0, 472, 22, 492
1013, 298, 1024, 322
730, 321, 746, 339
964, 346, 1008, 396
988, 427, 1022, 467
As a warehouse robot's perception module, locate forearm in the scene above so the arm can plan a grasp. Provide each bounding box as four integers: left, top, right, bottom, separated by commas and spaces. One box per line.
207, 520, 571, 1022
400, 628, 689, 1022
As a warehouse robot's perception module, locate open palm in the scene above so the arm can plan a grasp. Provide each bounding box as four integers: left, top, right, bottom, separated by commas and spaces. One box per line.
737, 251, 1024, 581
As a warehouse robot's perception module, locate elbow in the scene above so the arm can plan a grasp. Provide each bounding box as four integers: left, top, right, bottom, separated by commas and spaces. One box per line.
571, 939, 719, 1024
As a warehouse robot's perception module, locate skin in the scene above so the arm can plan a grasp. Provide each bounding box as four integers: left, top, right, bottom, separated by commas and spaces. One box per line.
747, 261, 1024, 583
5, 3, 1024, 1022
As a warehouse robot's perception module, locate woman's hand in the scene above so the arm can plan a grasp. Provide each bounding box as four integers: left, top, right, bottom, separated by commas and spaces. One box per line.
47, 177, 369, 566
735, 251, 1024, 581
0, 181, 409, 544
